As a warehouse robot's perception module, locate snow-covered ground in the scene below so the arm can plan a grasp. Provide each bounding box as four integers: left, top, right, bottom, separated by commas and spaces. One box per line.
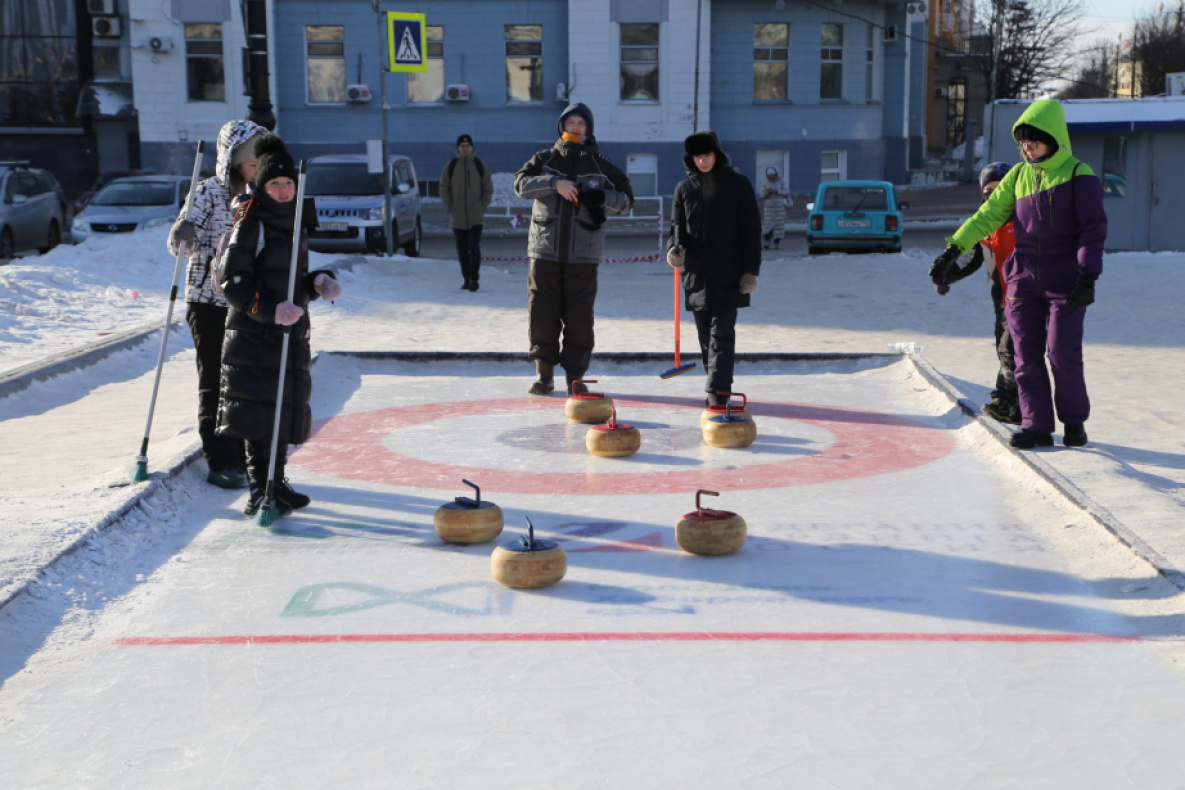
2, 226, 1185, 784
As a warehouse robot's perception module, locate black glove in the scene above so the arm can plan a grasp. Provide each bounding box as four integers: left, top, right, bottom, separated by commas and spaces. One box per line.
928, 244, 961, 286
579, 188, 605, 208
944, 244, 984, 287
1066, 274, 1096, 309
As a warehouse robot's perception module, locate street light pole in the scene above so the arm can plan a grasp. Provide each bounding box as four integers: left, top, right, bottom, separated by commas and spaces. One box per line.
373, 1, 393, 256
242, 0, 275, 130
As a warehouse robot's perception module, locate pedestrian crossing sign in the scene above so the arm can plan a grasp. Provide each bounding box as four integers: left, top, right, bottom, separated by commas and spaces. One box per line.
386, 12, 427, 73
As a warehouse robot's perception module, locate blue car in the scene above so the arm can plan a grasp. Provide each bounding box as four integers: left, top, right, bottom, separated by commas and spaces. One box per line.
806, 180, 908, 254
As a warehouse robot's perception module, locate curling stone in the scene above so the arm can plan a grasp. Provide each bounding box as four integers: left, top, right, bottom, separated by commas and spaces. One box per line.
702, 392, 757, 448
675, 489, 747, 556
585, 407, 641, 457
491, 516, 567, 588
434, 479, 504, 544
565, 379, 615, 423
700, 391, 754, 428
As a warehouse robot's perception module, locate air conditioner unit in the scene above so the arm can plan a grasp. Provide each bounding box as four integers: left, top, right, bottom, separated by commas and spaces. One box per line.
882, 25, 898, 42
555, 82, 568, 102
147, 36, 173, 53
934, 86, 949, 98
93, 17, 122, 38
346, 84, 372, 102
88, 0, 116, 14
446, 84, 470, 102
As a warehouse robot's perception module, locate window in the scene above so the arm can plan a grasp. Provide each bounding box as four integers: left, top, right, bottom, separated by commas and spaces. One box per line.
821, 150, 847, 182
865, 25, 876, 102
945, 79, 965, 148
1102, 135, 1126, 198
408, 25, 444, 104
185, 23, 225, 102
505, 25, 543, 103
821, 23, 843, 100
95, 46, 121, 79
753, 23, 789, 101
620, 23, 659, 101
626, 153, 657, 196
306, 26, 345, 104
0, 0, 81, 127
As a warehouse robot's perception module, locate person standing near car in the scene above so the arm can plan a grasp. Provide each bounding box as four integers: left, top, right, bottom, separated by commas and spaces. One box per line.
166, 119, 266, 489
440, 134, 494, 292
515, 103, 634, 395
929, 100, 1107, 449
759, 166, 790, 250
666, 131, 763, 406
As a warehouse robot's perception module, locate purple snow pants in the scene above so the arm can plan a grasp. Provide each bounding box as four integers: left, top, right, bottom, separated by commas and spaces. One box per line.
1005, 290, 1089, 434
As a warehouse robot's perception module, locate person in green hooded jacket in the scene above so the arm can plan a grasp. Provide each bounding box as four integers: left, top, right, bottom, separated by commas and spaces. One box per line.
929, 99, 1107, 449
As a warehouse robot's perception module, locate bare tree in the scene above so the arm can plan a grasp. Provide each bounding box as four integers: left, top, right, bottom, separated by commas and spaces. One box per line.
1132, 4, 1185, 95
1057, 42, 1116, 99
975, 0, 1087, 99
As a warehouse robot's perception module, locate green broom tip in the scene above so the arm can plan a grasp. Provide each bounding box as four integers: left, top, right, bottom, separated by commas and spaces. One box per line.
254, 506, 281, 528
131, 461, 149, 482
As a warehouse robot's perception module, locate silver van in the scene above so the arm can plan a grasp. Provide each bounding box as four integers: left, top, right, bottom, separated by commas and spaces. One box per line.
305, 154, 422, 256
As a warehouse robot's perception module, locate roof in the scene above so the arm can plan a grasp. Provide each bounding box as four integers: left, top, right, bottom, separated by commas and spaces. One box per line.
992, 97, 1185, 133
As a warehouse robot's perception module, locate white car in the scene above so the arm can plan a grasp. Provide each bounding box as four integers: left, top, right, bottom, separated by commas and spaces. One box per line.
71, 175, 191, 243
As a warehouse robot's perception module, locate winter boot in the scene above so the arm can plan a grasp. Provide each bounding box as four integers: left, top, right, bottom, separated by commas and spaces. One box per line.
566, 372, 588, 395
469, 280, 480, 292
207, 466, 249, 489
244, 488, 294, 518
528, 361, 555, 395
1009, 429, 1054, 449
1062, 422, 1088, 447
461, 279, 472, 290
981, 400, 1021, 425
706, 391, 726, 407
276, 479, 311, 509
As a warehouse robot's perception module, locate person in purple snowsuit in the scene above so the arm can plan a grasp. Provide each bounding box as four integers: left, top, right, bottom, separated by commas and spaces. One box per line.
930, 99, 1107, 449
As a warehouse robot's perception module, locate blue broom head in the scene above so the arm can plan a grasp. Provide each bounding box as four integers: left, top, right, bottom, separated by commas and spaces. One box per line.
254, 506, 281, 528
659, 362, 697, 380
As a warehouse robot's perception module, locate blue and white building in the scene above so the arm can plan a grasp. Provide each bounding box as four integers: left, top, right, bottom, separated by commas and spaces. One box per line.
129, 0, 930, 196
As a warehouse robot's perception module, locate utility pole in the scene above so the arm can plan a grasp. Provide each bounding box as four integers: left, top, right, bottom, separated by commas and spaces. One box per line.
242, 0, 275, 130
374, 1, 393, 255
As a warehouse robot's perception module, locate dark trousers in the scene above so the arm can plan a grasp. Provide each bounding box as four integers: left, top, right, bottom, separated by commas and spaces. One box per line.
185, 302, 246, 472
693, 307, 739, 396
991, 300, 1018, 409
246, 439, 287, 491
1006, 291, 1089, 433
528, 259, 598, 377
453, 225, 483, 282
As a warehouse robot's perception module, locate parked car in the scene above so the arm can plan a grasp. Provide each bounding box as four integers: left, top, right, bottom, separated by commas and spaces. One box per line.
71, 175, 190, 244
0, 161, 68, 260
805, 180, 909, 254
304, 154, 422, 256
73, 169, 156, 215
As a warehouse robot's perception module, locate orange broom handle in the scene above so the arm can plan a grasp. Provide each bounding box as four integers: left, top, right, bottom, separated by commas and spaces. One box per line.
673, 268, 681, 369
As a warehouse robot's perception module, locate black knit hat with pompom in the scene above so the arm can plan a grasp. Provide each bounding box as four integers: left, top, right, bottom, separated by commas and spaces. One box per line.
253, 133, 297, 189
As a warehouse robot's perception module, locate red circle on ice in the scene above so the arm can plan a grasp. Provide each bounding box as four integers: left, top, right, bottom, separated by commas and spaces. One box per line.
289, 395, 954, 495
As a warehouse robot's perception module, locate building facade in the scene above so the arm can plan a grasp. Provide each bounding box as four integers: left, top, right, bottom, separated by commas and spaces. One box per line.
76, 0, 930, 198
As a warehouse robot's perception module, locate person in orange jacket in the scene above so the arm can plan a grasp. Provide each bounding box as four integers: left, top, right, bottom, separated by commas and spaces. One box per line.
932, 162, 1020, 424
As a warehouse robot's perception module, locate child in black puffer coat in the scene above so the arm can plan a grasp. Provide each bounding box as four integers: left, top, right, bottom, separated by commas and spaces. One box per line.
215, 134, 343, 518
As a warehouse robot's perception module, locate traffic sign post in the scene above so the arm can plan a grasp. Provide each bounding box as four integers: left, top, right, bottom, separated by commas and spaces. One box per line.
386, 12, 427, 73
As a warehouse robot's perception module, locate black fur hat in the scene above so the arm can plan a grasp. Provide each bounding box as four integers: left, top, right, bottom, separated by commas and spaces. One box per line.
253, 133, 297, 189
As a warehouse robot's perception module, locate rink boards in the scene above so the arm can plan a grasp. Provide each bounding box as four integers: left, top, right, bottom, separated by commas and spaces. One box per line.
4, 354, 1185, 788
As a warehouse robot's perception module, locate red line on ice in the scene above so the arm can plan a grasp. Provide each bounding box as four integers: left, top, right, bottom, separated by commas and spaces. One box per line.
289, 395, 955, 494
111, 632, 1139, 646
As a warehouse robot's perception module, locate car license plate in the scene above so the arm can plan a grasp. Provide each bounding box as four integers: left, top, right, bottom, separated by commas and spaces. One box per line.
319, 222, 348, 231
837, 220, 871, 228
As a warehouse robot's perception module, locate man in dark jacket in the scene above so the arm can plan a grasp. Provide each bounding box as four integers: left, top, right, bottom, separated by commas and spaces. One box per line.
440, 133, 494, 291
666, 131, 762, 406
514, 103, 634, 395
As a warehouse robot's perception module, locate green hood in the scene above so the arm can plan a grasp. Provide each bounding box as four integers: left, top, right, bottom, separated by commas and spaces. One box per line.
1012, 100, 1072, 171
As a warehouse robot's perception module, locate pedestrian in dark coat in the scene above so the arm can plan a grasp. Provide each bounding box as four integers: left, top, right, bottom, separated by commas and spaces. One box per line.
515, 102, 634, 395
931, 100, 1107, 449
166, 119, 267, 489
666, 131, 762, 405
440, 133, 494, 291
216, 133, 343, 517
